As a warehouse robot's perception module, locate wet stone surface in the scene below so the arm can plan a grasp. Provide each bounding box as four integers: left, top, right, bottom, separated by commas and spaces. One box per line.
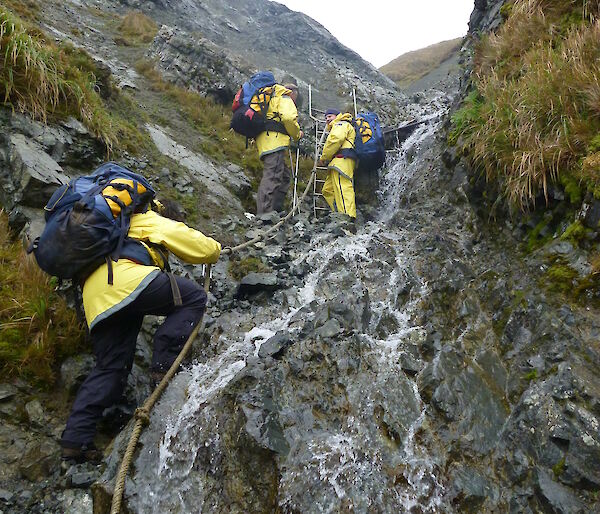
1, 1, 600, 513
112, 92, 600, 513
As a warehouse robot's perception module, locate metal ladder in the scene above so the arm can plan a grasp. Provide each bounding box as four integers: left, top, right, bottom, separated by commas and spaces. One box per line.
308, 85, 358, 218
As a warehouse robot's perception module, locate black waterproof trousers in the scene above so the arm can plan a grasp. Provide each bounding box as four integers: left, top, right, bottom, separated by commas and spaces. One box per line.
257, 149, 291, 214
61, 273, 206, 448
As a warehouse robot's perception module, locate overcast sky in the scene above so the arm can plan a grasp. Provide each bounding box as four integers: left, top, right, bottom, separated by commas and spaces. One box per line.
272, 0, 475, 68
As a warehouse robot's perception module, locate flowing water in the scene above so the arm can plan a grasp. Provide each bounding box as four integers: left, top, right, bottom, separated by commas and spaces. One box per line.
130, 94, 458, 513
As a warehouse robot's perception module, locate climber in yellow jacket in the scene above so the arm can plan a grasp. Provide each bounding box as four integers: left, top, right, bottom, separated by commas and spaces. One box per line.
318, 109, 357, 218
61, 205, 221, 463
255, 83, 302, 214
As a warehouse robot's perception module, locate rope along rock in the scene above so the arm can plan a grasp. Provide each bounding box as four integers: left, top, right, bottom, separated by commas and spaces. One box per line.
110, 266, 211, 514
110, 166, 318, 512
221, 169, 316, 255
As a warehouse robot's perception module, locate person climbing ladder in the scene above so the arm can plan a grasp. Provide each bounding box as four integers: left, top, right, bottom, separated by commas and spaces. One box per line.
318, 108, 357, 219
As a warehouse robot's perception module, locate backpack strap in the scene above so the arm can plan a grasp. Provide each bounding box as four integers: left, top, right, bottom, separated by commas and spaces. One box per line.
105, 256, 114, 285
109, 181, 140, 265
255, 87, 289, 136
264, 117, 288, 135
167, 272, 183, 306
334, 120, 358, 160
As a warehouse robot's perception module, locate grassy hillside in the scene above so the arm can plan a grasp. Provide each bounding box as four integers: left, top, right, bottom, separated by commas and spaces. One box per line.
0, 211, 86, 387
0, 3, 316, 386
380, 38, 463, 88
450, 0, 600, 209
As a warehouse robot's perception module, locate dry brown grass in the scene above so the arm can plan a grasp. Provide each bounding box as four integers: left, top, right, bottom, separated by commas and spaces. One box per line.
451, 0, 600, 207
117, 10, 157, 46
380, 38, 463, 87
0, 212, 86, 387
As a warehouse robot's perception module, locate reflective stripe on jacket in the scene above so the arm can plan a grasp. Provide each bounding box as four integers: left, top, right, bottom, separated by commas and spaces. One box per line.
321, 112, 356, 180
256, 84, 301, 159
82, 210, 221, 330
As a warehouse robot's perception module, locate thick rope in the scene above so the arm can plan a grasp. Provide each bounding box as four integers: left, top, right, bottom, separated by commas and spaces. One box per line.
222, 169, 316, 256
111, 141, 322, 512
110, 265, 212, 514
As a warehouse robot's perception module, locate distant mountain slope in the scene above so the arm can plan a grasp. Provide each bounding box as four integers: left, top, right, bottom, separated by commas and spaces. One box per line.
128, 0, 405, 117
380, 38, 463, 88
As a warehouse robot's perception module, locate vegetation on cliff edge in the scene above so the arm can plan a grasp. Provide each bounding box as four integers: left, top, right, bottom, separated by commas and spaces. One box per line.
0, 6, 117, 148
0, 212, 86, 387
450, 0, 600, 208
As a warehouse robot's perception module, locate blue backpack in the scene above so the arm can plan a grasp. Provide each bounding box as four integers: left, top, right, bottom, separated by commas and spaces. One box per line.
233, 71, 276, 109
230, 71, 287, 139
29, 162, 156, 283
353, 112, 386, 173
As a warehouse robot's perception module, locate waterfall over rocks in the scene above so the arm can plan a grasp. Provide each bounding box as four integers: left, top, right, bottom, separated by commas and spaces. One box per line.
0, 1, 599, 512
91, 71, 600, 513
93, 76, 600, 512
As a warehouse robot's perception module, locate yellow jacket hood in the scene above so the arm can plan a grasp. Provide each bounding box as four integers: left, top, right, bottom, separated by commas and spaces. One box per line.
326, 112, 353, 131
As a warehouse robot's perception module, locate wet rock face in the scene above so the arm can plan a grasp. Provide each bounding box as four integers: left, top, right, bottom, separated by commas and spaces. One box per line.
95, 80, 600, 513
0, 134, 69, 209
0, 109, 104, 236
469, 0, 507, 34
133, 0, 406, 116
3, 0, 598, 512
148, 25, 253, 103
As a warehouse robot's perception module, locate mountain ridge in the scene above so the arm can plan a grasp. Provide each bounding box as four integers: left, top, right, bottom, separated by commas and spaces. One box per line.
380, 37, 463, 88
119, 0, 405, 116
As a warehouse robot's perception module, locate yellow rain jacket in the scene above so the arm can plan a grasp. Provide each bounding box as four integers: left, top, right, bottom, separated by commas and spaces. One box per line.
255, 84, 301, 159
82, 210, 221, 330
320, 112, 357, 218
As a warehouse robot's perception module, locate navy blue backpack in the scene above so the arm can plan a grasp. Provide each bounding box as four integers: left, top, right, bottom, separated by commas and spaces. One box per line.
353, 112, 386, 174
230, 71, 282, 139
29, 162, 156, 283
231, 71, 276, 112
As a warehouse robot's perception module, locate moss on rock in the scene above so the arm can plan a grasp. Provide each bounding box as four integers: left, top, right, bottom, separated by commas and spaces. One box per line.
228, 257, 271, 281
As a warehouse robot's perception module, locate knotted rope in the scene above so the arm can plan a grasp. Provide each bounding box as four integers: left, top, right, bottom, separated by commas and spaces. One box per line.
111, 153, 321, 512
110, 265, 211, 514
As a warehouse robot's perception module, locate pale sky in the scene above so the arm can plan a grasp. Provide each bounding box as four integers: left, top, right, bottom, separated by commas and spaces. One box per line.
272, 0, 474, 68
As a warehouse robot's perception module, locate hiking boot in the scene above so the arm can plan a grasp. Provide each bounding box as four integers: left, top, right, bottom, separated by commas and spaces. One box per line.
61, 444, 103, 465
327, 212, 356, 236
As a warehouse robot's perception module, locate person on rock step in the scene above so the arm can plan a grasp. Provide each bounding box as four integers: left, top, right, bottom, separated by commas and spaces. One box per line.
318, 108, 357, 219
255, 83, 303, 215
60, 200, 221, 464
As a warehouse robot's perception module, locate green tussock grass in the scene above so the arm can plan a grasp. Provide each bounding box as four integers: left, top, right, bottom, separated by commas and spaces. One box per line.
116, 10, 158, 46
227, 256, 271, 281
0, 212, 86, 387
134, 59, 265, 173
0, 7, 117, 149
451, 0, 600, 209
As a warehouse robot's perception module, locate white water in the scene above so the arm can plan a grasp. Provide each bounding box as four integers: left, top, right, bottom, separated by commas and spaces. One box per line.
136, 100, 451, 513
